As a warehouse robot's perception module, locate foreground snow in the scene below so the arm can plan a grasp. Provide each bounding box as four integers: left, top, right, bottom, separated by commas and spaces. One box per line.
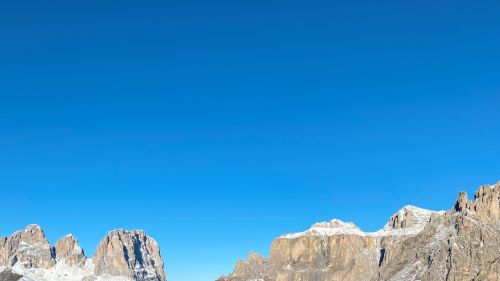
0, 261, 133, 281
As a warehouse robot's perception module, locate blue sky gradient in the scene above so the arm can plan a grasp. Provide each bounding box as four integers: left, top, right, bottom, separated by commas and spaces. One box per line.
1, 1, 500, 281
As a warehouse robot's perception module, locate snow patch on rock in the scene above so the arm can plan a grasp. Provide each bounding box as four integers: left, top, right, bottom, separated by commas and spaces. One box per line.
280, 205, 445, 239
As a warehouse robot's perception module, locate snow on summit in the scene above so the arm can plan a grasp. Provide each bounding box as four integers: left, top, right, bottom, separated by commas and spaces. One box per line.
280, 205, 445, 239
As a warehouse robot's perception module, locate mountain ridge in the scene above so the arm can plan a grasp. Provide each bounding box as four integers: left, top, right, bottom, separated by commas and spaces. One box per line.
218, 182, 500, 281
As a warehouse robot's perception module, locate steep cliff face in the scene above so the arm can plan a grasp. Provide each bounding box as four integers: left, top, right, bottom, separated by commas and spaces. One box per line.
218, 182, 500, 281
54, 235, 86, 267
377, 184, 500, 281
0, 224, 55, 269
93, 229, 165, 281
455, 184, 500, 222
0, 226, 166, 281
270, 233, 379, 281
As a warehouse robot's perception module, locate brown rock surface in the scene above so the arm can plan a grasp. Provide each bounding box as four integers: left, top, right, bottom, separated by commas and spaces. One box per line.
218, 182, 500, 281
0, 224, 55, 269
466, 184, 499, 222
93, 229, 166, 281
54, 234, 86, 266
0, 226, 167, 281
218, 253, 274, 281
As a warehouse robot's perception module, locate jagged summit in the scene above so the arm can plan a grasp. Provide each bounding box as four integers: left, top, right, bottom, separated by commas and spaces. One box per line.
22, 224, 43, 231
219, 182, 500, 281
220, 252, 273, 281
54, 234, 86, 266
373, 204, 445, 237
453, 182, 500, 222
0, 224, 55, 270
0, 225, 166, 281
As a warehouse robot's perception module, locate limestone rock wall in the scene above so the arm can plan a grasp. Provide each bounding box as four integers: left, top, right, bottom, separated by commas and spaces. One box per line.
93, 229, 166, 281
225, 253, 274, 281
270, 235, 379, 281
54, 235, 86, 266
218, 182, 500, 281
0, 224, 55, 269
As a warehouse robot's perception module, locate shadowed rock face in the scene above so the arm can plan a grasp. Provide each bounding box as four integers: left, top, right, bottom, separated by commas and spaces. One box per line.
218, 182, 500, 281
0, 269, 22, 281
93, 229, 166, 281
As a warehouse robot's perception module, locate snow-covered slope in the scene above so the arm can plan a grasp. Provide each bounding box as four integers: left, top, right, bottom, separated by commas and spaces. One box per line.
371, 205, 446, 237
280, 219, 366, 238
7, 260, 135, 281
280, 205, 444, 239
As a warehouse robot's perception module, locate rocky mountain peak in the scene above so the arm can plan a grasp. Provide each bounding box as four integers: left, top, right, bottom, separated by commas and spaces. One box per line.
246, 252, 265, 262
453, 182, 500, 222
0, 224, 55, 269
54, 234, 86, 266
93, 229, 166, 281
222, 252, 272, 281
0, 226, 167, 281
454, 191, 468, 212
14, 224, 46, 243
383, 205, 439, 232
22, 224, 43, 233
472, 183, 500, 221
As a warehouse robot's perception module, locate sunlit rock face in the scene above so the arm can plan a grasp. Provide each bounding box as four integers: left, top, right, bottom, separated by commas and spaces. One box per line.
221, 253, 275, 281
218, 182, 500, 281
459, 184, 500, 222
270, 234, 379, 281
0, 224, 55, 269
378, 183, 500, 281
93, 229, 166, 281
54, 235, 86, 267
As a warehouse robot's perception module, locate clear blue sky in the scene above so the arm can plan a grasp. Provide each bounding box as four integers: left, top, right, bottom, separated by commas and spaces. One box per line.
1, 1, 499, 281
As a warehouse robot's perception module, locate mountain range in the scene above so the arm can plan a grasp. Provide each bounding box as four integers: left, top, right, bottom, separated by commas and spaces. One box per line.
0, 226, 165, 281
218, 182, 500, 281
1, 182, 499, 281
